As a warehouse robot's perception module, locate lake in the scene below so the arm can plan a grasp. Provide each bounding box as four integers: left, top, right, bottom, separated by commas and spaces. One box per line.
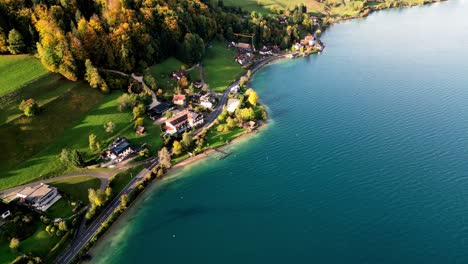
91, 1, 468, 263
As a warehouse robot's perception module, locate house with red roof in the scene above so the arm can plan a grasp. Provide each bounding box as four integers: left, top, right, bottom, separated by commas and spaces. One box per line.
172, 94, 186, 106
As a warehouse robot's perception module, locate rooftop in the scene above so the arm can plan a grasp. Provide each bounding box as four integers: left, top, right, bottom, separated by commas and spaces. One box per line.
149, 102, 172, 113
108, 137, 132, 155
173, 94, 186, 101
17, 184, 56, 200
167, 111, 189, 127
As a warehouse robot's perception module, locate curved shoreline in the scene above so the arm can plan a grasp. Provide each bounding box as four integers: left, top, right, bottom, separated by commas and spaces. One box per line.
76, 1, 448, 262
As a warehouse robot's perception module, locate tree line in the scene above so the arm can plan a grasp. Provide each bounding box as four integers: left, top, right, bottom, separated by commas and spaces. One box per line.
0, 0, 320, 84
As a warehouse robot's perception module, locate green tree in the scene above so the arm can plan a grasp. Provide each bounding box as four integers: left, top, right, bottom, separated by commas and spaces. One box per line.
117, 93, 137, 111
120, 194, 129, 208
226, 116, 237, 128
132, 104, 146, 119
18, 98, 38, 117
104, 121, 116, 133
181, 132, 193, 150
173, 140, 183, 155
70, 150, 84, 167
88, 188, 106, 207
9, 238, 20, 251
165, 111, 173, 119
105, 187, 112, 198
237, 107, 255, 122
7, 29, 25, 54
181, 33, 205, 64
134, 117, 144, 128
0, 28, 8, 53
158, 147, 172, 169
85, 59, 105, 89
60, 148, 71, 163
239, 76, 249, 87
217, 110, 228, 122
89, 134, 97, 152
58, 221, 68, 232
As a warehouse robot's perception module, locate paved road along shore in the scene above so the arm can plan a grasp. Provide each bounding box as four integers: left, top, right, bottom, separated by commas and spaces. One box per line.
56, 53, 289, 264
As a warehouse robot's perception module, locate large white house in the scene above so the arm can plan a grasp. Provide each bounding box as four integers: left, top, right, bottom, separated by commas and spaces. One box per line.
164, 110, 204, 135
16, 183, 61, 212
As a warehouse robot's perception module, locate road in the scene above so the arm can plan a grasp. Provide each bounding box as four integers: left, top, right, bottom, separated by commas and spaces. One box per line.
56, 53, 288, 264
54, 165, 153, 264
198, 53, 287, 133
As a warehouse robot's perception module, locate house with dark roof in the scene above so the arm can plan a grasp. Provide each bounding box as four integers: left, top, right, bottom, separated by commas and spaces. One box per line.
171, 70, 185, 80
164, 110, 204, 135
148, 102, 173, 120
0, 203, 11, 219
200, 93, 216, 109
106, 137, 135, 162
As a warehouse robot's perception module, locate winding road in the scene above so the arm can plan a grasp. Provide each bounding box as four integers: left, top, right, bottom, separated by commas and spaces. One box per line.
55, 53, 289, 264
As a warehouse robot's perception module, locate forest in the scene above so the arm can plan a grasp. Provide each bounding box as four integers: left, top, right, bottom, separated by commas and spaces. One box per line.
0, 0, 318, 90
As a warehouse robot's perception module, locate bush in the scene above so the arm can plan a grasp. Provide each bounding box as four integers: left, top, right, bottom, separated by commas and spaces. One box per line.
18, 98, 38, 117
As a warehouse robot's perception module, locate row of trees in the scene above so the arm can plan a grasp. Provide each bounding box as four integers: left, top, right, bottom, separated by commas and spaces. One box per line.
1, 0, 321, 83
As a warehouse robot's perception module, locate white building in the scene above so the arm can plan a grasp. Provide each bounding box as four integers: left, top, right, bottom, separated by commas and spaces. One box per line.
227, 98, 241, 113
200, 94, 216, 109
17, 184, 61, 212
230, 85, 240, 94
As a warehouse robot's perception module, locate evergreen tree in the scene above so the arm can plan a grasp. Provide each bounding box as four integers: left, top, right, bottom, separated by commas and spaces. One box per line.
7, 29, 25, 54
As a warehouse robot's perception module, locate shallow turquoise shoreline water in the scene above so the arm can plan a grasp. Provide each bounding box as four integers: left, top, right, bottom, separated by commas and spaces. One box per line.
91, 1, 468, 263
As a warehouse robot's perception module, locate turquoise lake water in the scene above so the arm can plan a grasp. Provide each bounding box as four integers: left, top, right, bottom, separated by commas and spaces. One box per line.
91, 1, 468, 263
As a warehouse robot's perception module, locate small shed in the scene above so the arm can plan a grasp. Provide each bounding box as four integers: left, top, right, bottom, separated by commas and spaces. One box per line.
136, 126, 146, 135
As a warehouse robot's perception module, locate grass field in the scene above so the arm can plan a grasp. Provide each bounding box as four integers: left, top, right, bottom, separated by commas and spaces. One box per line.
19, 222, 61, 258
0, 91, 163, 190
223, 0, 326, 15
108, 164, 147, 195
145, 57, 187, 92
0, 55, 49, 97
205, 126, 247, 148
0, 74, 77, 126
203, 42, 244, 93
0, 240, 17, 264
49, 176, 101, 203
46, 199, 75, 219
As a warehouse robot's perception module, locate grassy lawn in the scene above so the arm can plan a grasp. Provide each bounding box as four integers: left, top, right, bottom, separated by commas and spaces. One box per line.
187, 66, 201, 82
0, 240, 17, 264
203, 42, 244, 93
223, 0, 326, 15
19, 222, 60, 258
0, 91, 162, 190
0, 55, 49, 97
0, 74, 76, 126
108, 164, 147, 195
205, 126, 247, 148
46, 198, 75, 219
49, 176, 100, 203
145, 57, 187, 92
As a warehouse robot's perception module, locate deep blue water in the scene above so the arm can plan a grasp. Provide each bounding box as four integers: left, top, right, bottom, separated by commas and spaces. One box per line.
91, 1, 468, 263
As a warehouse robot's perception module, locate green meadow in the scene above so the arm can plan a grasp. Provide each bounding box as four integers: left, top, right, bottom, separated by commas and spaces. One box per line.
203, 42, 244, 93
0, 90, 162, 190
0, 55, 49, 97
49, 176, 101, 203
